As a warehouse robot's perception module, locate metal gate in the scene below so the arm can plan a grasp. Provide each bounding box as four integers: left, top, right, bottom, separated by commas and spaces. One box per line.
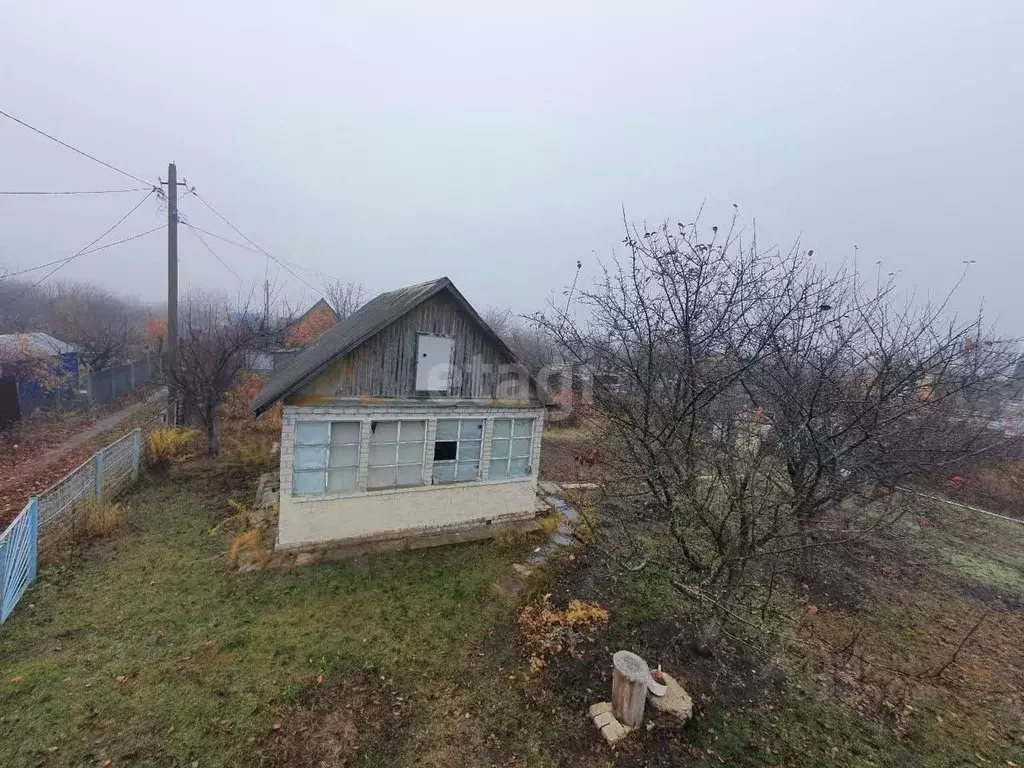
0, 498, 38, 623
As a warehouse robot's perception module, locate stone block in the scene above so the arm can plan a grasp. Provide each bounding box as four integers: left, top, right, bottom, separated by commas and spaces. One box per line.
588, 701, 612, 718
593, 711, 614, 728
647, 672, 693, 724
600, 720, 630, 745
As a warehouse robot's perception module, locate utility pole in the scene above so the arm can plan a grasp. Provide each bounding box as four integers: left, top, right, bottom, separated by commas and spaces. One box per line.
166, 162, 179, 424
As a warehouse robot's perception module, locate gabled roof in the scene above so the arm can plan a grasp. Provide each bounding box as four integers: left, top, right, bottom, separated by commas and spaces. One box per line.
297, 297, 338, 323
0, 332, 75, 357
252, 277, 518, 415
283, 297, 339, 348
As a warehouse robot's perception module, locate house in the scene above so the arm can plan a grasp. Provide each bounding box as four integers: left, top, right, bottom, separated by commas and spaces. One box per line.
0, 333, 80, 426
284, 298, 338, 348
252, 277, 546, 550
263, 298, 340, 373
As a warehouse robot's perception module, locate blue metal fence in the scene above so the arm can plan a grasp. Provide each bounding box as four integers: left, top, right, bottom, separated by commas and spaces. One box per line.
0, 498, 38, 623
0, 426, 145, 624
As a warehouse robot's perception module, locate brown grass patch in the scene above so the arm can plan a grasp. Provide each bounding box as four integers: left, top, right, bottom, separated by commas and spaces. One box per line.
517, 594, 609, 670
83, 500, 126, 538
145, 426, 201, 470
264, 675, 412, 767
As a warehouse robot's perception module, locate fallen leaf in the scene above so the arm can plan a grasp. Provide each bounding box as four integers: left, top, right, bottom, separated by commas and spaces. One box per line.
114, 675, 128, 684
11, 676, 24, 685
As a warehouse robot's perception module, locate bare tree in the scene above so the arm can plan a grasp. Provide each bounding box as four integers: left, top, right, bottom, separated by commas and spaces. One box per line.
746, 268, 1015, 574
535, 214, 810, 641
0, 278, 50, 334
168, 289, 288, 456
44, 281, 147, 369
322, 279, 366, 320
483, 305, 561, 374
537, 211, 1012, 646
0, 278, 149, 368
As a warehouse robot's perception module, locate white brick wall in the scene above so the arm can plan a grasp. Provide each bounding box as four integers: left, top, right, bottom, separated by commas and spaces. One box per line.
277, 402, 545, 547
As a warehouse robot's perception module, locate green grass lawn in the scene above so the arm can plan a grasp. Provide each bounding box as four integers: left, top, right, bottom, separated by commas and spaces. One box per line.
3, 462, 1020, 767
0, 464, 552, 767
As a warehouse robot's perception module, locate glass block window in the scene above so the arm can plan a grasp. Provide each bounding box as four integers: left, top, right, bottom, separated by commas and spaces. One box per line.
488, 418, 535, 479
432, 419, 483, 483
368, 420, 425, 489
292, 421, 360, 495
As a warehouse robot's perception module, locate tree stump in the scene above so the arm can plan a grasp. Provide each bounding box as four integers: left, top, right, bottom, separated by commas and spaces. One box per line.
611, 650, 649, 727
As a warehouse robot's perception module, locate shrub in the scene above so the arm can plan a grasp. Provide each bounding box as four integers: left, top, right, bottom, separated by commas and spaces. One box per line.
82, 500, 126, 538
145, 426, 201, 471
226, 433, 276, 475
220, 373, 265, 421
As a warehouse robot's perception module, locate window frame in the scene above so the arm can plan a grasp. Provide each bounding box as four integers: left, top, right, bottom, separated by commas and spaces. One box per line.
432, 418, 483, 484
488, 417, 535, 480
292, 420, 361, 496
367, 419, 426, 490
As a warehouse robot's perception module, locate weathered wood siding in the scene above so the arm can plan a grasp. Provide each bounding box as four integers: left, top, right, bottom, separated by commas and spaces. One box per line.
294, 293, 533, 400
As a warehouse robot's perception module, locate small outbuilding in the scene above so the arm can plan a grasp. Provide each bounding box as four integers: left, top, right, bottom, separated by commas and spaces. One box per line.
252, 277, 545, 550
0, 332, 80, 426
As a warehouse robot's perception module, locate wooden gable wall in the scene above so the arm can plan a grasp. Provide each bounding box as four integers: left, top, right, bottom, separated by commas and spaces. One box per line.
293, 292, 532, 401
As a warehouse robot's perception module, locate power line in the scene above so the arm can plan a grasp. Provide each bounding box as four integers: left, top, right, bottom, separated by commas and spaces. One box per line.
0, 108, 155, 188
2, 224, 167, 279
176, 222, 261, 253
273, 256, 342, 284
0, 189, 156, 311
0, 188, 151, 196
189, 189, 322, 295
178, 214, 243, 283
176, 220, 343, 284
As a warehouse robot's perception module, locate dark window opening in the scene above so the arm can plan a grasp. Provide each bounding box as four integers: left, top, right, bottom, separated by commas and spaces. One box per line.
433, 441, 457, 461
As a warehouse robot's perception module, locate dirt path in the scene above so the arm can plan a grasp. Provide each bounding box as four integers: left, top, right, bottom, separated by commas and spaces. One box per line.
37, 388, 167, 467
0, 388, 167, 527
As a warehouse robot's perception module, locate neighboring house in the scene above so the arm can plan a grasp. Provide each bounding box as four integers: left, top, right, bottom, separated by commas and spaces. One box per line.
252, 277, 545, 550
0, 333, 80, 426
261, 298, 340, 373
284, 298, 338, 348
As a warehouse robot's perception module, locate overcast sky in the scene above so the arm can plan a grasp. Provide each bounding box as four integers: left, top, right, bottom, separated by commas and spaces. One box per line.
2, 1, 1022, 329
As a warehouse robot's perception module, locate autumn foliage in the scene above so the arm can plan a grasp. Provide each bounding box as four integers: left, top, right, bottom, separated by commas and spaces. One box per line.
517, 594, 609, 670
0, 336, 66, 389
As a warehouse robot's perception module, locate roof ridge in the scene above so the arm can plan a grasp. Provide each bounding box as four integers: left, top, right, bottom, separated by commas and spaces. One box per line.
252, 276, 457, 414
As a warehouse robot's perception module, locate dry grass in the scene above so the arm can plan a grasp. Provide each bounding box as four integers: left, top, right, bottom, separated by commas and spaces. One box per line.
83, 500, 126, 538
228, 528, 272, 567
224, 433, 276, 474
145, 426, 201, 469
220, 373, 281, 434
217, 374, 281, 473
940, 458, 1024, 520
517, 594, 609, 671
536, 510, 561, 536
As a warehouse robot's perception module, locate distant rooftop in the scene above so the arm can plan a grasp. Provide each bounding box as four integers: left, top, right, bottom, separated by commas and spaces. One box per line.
0, 332, 75, 357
